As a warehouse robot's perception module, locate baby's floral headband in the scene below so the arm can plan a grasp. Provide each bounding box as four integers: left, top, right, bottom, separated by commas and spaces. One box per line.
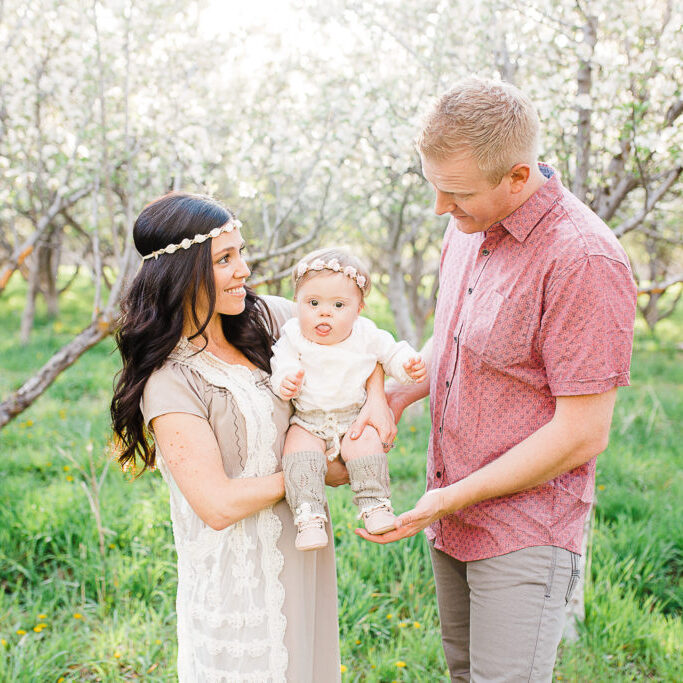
141, 217, 242, 261
295, 257, 368, 291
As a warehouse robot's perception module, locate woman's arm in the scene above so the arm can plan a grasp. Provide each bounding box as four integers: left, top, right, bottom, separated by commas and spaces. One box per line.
151, 412, 285, 530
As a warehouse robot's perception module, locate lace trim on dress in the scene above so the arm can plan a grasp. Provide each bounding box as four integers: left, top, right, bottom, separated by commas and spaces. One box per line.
163, 338, 287, 682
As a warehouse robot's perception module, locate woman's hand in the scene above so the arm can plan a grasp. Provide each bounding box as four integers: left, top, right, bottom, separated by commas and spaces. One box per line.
325, 458, 349, 487
348, 394, 397, 452
355, 488, 448, 544
349, 364, 397, 452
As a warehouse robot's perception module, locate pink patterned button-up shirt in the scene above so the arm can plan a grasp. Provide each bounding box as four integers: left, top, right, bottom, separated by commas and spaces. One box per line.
426, 164, 637, 561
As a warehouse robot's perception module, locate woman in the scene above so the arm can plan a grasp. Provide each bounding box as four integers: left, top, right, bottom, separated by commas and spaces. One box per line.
110, 192, 395, 681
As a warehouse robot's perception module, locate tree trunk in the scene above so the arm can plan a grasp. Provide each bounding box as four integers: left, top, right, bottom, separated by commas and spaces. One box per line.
0, 313, 116, 429
20, 251, 41, 343
385, 258, 418, 347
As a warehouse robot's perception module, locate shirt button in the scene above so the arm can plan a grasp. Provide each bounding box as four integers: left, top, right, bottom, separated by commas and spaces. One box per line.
467, 287, 473, 294
436, 471, 442, 478
439, 426, 443, 434
445, 380, 450, 387
453, 335, 458, 343
482, 248, 490, 256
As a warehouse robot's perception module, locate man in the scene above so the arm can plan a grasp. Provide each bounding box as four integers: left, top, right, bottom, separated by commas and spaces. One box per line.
358, 78, 637, 681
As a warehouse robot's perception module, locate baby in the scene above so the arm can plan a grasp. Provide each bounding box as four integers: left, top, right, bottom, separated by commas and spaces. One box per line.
271, 247, 426, 551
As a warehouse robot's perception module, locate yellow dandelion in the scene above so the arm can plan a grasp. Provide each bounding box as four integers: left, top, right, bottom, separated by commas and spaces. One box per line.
371, 592, 381, 597
33, 625, 42, 632
26, 419, 34, 427
16, 629, 26, 635
63, 465, 70, 472
46, 462, 52, 467
155, 639, 162, 645
355, 639, 361, 645
409, 425, 416, 432
386, 613, 393, 619
58, 678, 65, 683
413, 621, 421, 628
58, 408, 67, 420
598, 484, 605, 491
371, 664, 376, 669
340, 664, 348, 673
114, 651, 121, 659
1, 638, 7, 646
38, 614, 47, 619
109, 543, 116, 549
396, 660, 407, 668
73, 613, 82, 619
66, 475, 74, 482
398, 621, 408, 628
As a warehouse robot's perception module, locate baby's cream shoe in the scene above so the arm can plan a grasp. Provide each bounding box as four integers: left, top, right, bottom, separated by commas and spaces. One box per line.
361, 503, 396, 535
295, 517, 328, 551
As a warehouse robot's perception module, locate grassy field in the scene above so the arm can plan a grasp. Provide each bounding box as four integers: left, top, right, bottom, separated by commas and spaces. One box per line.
0, 276, 681, 681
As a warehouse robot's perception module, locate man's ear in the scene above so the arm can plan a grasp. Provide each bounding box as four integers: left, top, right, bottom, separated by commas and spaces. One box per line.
508, 164, 531, 193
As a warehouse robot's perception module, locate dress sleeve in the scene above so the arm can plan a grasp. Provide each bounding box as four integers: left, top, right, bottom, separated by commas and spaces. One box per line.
360, 317, 418, 384
260, 294, 296, 339
269, 327, 303, 395
140, 362, 209, 429
540, 254, 637, 396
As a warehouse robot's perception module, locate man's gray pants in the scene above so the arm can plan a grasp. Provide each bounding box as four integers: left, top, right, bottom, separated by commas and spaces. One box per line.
429, 543, 581, 682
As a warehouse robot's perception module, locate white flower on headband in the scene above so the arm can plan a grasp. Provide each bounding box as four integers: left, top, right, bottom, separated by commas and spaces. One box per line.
295, 258, 368, 291
141, 218, 242, 260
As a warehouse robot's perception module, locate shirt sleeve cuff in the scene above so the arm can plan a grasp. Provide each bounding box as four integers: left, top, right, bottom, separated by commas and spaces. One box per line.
549, 371, 631, 396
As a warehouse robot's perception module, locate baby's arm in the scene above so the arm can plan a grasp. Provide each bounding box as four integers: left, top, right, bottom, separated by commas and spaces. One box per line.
361, 318, 424, 385
270, 332, 304, 400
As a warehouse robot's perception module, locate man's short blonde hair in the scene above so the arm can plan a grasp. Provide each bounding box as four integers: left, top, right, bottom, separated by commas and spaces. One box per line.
417, 77, 540, 185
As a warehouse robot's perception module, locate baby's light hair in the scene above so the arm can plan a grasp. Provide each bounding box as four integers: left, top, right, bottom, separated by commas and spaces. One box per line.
292, 246, 371, 299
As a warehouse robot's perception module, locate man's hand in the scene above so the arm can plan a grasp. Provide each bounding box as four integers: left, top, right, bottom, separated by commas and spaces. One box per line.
355, 488, 447, 544
404, 355, 427, 382
278, 369, 304, 400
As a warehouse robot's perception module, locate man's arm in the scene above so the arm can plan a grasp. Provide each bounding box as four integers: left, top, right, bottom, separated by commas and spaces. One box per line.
357, 388, 617, 543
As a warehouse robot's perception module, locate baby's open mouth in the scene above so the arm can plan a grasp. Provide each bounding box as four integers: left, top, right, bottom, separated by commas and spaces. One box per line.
315, 324, 331, 334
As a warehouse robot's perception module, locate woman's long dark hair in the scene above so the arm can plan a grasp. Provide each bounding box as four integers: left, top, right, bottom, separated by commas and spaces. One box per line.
111, 192, 276, 474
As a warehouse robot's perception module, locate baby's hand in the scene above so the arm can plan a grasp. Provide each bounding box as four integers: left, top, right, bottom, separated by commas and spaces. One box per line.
404, 356, 427, 383
279, 369, 305, 400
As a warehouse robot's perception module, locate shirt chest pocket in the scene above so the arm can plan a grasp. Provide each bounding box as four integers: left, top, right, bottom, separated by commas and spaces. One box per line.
462, 289, 535, 368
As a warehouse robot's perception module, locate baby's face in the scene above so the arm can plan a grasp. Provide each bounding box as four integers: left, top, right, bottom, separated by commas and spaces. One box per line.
296, 272, 363, 345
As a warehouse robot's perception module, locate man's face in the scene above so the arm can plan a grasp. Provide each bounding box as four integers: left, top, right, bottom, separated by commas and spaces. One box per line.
421, 152, 515, 234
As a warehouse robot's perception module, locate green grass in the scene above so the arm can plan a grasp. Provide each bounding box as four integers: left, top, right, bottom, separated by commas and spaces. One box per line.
0, 275, 681, 681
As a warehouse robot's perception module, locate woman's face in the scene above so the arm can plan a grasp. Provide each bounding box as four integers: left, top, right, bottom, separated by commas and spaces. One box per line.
197, 226, 251, 319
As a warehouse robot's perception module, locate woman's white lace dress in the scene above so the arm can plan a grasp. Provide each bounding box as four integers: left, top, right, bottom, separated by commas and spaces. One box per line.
140, 299, 340, 682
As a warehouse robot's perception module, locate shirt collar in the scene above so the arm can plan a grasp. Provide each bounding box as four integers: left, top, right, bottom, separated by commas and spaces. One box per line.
494, 163, 562, 243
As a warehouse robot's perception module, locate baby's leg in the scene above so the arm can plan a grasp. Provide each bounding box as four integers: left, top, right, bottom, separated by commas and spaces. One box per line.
340, 426, 395, 535
282, 424, 329, 551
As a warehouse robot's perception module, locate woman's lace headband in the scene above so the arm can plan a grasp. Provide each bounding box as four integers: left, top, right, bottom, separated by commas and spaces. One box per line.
141, 218, 242, 261
295, 258, 368, 291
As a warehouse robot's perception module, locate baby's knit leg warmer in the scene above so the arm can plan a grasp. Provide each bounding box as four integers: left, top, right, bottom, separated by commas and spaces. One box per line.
282, 450, 328, 523
345, 453, 391, 513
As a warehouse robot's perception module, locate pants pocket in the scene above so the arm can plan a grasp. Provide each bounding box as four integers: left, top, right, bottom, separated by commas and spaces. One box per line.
565, 551, 581, 605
